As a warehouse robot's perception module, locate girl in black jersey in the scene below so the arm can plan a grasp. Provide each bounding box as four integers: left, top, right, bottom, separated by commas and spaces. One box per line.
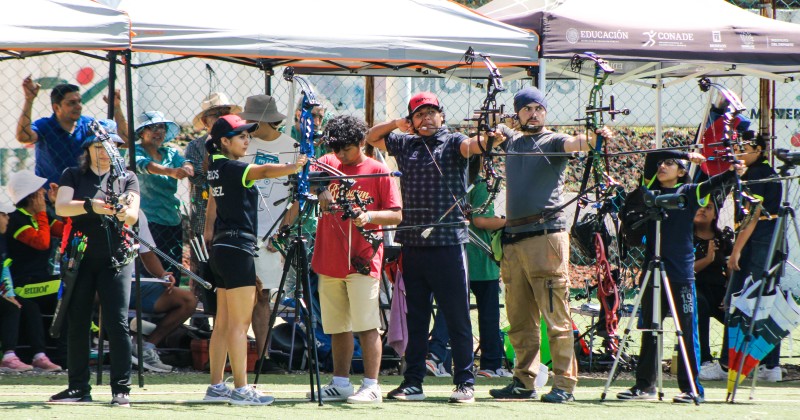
202, 115, 305, 405
51, 125, 139, 406
722, 131, 783, 382
617, 149, 741, 404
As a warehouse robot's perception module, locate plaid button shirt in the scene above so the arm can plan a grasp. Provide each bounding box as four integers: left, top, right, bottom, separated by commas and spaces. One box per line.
385, 128, 469, 247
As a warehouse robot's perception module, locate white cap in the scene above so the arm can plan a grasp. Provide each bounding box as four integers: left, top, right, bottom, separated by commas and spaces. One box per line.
7, 170, 47, 206
0, 195, 15, 213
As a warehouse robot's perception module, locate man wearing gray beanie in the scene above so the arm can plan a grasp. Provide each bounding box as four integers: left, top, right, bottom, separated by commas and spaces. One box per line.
489, 86, 612, 403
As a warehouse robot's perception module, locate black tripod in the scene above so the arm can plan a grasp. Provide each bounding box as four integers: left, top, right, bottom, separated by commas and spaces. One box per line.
253, 202, 324, 405
728, 164, 800, 402
601, 213, 701, 405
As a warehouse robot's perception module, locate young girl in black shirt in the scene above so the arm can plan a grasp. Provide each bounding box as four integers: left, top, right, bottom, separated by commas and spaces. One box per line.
202, 115, 305, 405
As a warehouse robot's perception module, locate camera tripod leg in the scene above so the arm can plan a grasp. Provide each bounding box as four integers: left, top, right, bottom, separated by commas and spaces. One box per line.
252, 239, 296, 386
730, 205, 791, 403
601, 265, 652, 400
292, 236, 324, 406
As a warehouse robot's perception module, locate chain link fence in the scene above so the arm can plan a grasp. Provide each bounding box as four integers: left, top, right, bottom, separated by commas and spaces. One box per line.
1, 0, 799, 368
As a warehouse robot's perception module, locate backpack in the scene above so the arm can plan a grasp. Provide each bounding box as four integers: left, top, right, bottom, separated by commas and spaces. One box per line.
619, 186, 649, 247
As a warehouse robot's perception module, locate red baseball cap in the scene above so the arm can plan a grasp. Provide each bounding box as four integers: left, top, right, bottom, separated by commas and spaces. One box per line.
407, 92, 441, 117
206, 114, 259, 153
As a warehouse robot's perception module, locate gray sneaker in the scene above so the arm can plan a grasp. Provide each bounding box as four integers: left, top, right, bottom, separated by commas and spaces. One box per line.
230, 386, 275, 406
133, 347, 173, 373
111, 393, 130, 407
204, 384, 233, 402
449, 383, 475, 404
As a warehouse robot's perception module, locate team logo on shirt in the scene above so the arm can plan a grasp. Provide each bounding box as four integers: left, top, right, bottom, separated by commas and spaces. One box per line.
410, 151, 419, 160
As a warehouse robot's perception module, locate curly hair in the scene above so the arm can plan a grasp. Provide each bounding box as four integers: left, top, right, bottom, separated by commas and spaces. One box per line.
322, 115, 368, 150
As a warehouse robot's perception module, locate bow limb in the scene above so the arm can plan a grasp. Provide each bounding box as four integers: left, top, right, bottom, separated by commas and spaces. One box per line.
698, 77, 748, 228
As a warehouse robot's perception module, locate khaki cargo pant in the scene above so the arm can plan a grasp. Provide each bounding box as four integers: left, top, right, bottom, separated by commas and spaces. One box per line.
501, 231, 577, 393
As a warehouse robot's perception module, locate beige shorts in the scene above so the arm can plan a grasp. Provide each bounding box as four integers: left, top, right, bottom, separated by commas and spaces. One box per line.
318, 273, 381, 334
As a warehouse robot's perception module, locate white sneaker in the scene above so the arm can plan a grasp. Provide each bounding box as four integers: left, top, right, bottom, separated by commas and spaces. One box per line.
306, 381, 353, 401
534, 364, 549, 389
477, 368, 513, 378
757, 365, 782, 382
347, 383, 382, 404
698, 360, 727, 381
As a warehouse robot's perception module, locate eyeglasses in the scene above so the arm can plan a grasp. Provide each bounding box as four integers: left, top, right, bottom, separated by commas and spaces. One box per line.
657, 159, 678, 167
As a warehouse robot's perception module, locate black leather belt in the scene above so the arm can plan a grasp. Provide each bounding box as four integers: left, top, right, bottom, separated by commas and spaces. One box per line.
213, 230, 257, 244
502, 228, 565, 245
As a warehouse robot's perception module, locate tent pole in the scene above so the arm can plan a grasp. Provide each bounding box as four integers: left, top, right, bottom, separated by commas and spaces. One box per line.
264, 66, 273, 95
365, 76, 375, 127
655, 71, 662, 149
106, 52, 118, 120
537, 58, 546, 91
125, 50, 136, 171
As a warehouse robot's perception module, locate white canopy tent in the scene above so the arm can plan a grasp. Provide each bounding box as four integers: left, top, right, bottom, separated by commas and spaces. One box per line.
105, 0, 539, 76
0, 0, 130, 56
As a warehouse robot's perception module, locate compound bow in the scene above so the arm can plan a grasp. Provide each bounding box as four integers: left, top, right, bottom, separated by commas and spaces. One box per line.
463, 47, 506, 216
697, 77, 757, 231
283, 67, 319, 212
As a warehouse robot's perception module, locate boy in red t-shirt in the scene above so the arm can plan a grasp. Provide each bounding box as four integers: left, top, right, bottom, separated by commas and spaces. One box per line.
311, 115, 402, 404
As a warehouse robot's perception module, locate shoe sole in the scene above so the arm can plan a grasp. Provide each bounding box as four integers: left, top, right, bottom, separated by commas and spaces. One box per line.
490, 395, 535, 400
347, 397, 383, 404
617, 395, 656, 400
388, 394, 426, 401
306, 395, 349, 402
203, 396, 231, 402
48, 398, 93, 403
229, 399, 274, 406
449, 397, 475, 404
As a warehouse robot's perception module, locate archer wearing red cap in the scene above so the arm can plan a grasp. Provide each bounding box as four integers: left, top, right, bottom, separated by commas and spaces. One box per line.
367, 91, 505, 404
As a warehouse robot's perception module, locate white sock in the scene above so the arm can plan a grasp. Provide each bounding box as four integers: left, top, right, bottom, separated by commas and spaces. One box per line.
33, 352, 46, 361
362, 378, 378, 387
332, 376, 351, 387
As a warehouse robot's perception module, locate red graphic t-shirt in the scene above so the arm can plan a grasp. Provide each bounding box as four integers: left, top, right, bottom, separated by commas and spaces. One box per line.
310, 154, 402, 279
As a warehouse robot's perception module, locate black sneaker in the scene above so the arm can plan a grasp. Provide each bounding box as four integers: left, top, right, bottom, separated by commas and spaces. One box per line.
49, 388, 92, 403
386, 380, 426, 401
673, 392, 703, 404
616, 386, 656, 400
111, 393, 130, 407
489, 377, 536, 400
449, 383, 475, 404
541, 388, 575, 403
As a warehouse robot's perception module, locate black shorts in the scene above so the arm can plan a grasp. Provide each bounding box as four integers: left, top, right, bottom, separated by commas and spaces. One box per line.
209, 245, 256, 290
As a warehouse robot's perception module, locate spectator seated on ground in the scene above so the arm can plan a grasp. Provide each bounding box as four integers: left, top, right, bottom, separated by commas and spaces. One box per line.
129, 211, 197, 373
3, 170, 64, 371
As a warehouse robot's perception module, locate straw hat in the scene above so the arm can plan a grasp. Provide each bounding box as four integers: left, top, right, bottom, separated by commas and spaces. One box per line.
192, 92, 242, 130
